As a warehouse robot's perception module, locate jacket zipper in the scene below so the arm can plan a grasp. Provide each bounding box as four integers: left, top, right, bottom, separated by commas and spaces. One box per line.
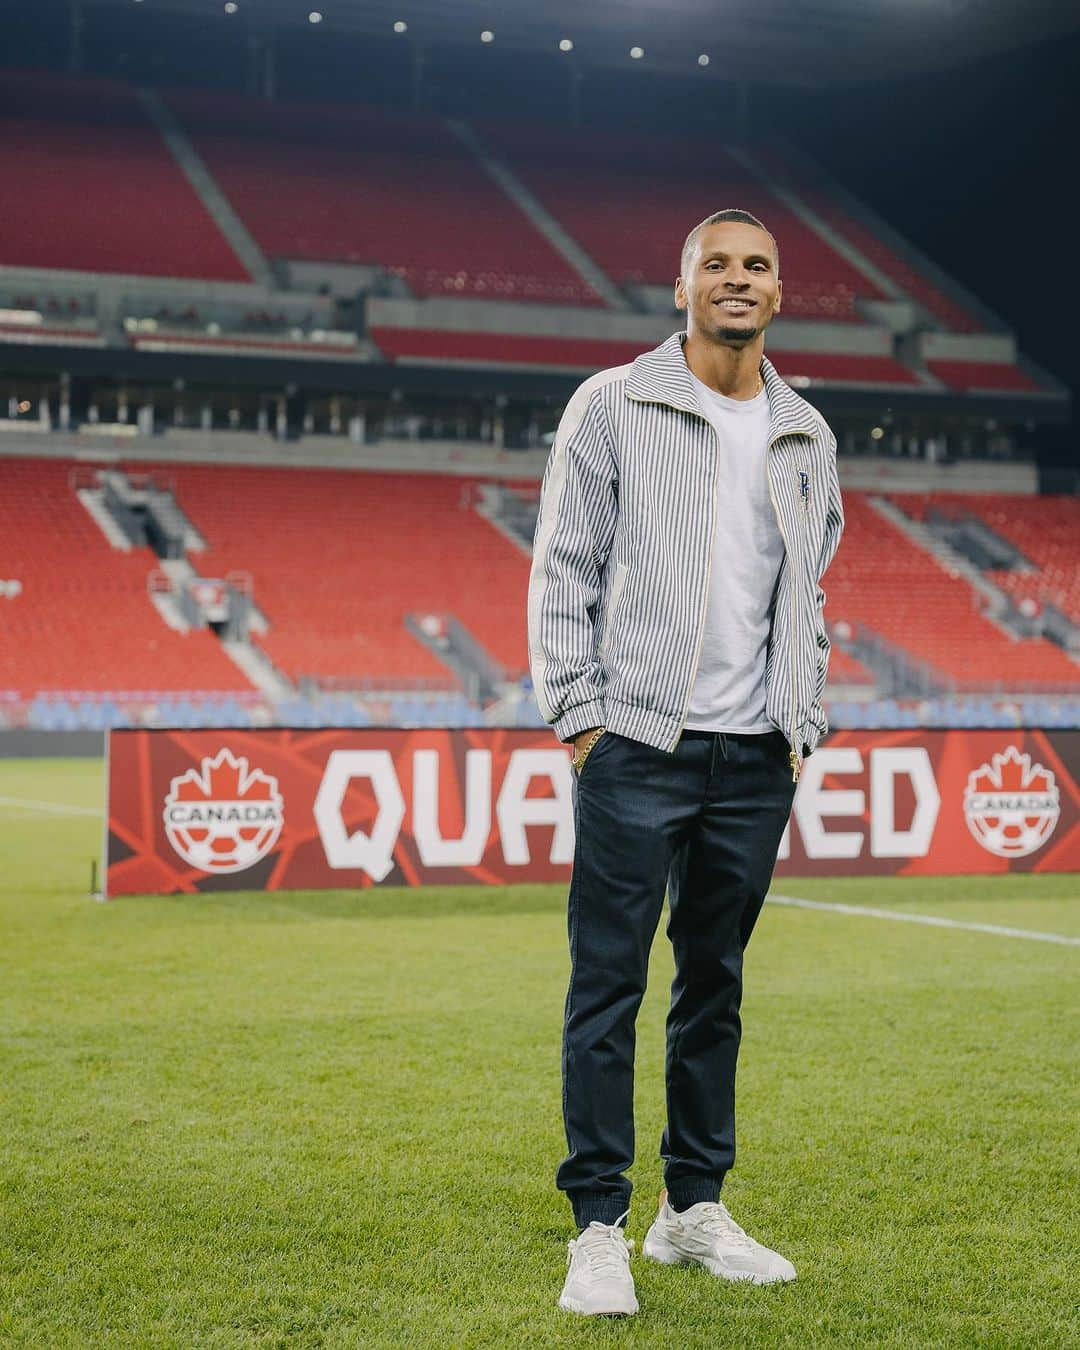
674, 424, 722, 748
765, 435, 802, 783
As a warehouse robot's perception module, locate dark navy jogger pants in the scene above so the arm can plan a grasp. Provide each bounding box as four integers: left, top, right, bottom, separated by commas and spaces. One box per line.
558, 727, 797, 1229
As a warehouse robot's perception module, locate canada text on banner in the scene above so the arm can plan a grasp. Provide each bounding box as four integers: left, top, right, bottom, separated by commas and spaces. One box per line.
104, 728, 1080, 896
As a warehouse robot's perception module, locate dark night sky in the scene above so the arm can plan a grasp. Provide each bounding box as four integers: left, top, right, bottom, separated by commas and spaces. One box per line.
766, 31, 1079, 456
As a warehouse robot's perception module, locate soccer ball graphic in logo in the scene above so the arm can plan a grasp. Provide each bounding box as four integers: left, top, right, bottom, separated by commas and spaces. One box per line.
963, 745, 1060, 859
164, 748, 284, 873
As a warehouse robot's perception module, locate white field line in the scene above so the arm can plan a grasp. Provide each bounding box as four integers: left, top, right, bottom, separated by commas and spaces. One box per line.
770, 893, 1080, 948
0, 795, 100, 818
0, 801, 1073, 944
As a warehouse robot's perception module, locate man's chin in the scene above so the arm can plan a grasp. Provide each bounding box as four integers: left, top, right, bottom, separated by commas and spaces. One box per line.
712, 322, 760, 344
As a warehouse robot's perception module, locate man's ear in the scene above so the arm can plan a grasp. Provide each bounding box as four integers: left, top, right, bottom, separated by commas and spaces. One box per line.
774, 278, 782, 314
674, 277, 687, 312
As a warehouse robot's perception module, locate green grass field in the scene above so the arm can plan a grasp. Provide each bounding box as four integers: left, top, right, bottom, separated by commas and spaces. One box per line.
1, 757, 1077, 1348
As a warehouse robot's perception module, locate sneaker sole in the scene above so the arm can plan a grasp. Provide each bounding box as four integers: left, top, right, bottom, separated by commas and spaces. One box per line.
558, 1293, 639, 1316
642, 1225, 796, 1285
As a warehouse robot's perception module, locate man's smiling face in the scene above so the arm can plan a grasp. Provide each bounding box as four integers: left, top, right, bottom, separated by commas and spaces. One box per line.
675, 220, 782, 345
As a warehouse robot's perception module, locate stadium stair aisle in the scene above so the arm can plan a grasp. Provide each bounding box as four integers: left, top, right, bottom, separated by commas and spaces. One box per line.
0, 72, 248, 280
825, 493, 1080, 689
898, 494, 1080, 629
7, 457, 1072, 703
478, 122, 885, 320
0, 459, 257, 695
165, 90, 602, 306
150, 464, 534, 686
754, 144, 985, 334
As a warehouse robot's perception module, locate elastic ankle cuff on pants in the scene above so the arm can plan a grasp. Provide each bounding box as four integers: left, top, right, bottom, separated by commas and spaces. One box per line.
666, 1182, 721, 1212
572, 1193, 629, 1229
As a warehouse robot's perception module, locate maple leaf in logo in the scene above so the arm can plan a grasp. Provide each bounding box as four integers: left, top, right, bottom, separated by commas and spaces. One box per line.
963, 745, 1059, 860
164, 748, 284, 874
968, 745, 1054, 798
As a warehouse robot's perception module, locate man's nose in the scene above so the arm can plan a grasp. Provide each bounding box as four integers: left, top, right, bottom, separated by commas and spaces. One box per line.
724, 278, 751, 290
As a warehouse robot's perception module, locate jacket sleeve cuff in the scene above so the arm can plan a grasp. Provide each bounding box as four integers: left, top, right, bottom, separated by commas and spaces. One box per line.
800, 719, 825, 757
552, 700, 607, 743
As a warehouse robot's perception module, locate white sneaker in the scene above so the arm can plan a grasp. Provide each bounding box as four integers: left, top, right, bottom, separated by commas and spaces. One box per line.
643, 1191, 796, 1285
558, 1214, 638, 1316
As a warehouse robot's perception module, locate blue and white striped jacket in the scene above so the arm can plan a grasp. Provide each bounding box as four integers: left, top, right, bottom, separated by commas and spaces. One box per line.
527, 332, 844, 773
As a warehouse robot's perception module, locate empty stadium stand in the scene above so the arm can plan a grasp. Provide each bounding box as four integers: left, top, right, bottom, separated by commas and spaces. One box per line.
478, 122, 886, 320
166, 90, 600, 305
3, 450, 1077, 722
824, 493, 1079, 689
0, 458, 256, 695
0, 71, 1063, 411
156, 463, 534, 685
0, 73, 248, 281
899, 493, 1080, 627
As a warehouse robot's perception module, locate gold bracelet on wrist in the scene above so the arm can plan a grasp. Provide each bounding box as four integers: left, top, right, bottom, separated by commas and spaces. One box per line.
572, 727, 606, 773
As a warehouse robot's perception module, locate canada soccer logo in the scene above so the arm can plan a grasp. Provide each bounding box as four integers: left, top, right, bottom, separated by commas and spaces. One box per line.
963, 745, 1060, 859
164, 748, 284, 874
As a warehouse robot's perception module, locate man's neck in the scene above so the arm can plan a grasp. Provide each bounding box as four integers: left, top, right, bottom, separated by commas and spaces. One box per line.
683, 332, 765, 401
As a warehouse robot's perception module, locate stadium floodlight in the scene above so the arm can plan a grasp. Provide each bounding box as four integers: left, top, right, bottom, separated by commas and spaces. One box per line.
630, 46, 644, 59
698, 52, 710, 66
480, 30, 495, 43
224, 2, 239, 12
393, 20, 407, 33
559, 38, 574, 52
308, 10, 323, 23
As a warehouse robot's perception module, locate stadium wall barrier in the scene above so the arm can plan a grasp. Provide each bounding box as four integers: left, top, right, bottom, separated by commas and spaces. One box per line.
104, 728, 1080, 897
0, 730, 105, 758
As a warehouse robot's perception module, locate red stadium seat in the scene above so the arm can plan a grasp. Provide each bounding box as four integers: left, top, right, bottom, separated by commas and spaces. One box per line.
0, 73, 248, 281
478, 122, 885, 321
155, 463, 534, 684
825, 493, 1078, 689
4, 459, 1073, 701
0, 459, 256, 694
166, 90, 601, 306
901, 494, 1080, 628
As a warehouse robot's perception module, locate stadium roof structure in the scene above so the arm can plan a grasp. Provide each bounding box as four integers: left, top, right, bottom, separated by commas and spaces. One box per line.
129, 0, 1080, 90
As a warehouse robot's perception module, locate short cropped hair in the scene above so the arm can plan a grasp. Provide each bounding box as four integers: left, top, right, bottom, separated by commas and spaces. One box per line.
680, 209, 780, 277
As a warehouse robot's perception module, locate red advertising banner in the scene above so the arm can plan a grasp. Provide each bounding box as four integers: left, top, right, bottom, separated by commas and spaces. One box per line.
105, 727, 1080, 897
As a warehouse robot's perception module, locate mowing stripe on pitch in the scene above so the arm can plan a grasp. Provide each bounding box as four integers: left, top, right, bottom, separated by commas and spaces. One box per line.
769, 893, 1079, 947
0, 795, 101, 818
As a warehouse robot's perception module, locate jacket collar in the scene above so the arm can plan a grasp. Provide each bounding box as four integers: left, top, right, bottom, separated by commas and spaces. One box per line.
626, 331, 819, 443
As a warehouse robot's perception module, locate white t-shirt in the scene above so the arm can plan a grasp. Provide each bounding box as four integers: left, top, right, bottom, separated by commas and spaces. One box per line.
684, 372, 785, 734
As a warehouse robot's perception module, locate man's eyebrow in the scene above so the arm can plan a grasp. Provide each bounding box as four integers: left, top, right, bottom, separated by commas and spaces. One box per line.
701, 250, 773, 265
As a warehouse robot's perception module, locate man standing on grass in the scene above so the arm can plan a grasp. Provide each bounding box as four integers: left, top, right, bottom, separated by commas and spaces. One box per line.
527, 210, 843, 1316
